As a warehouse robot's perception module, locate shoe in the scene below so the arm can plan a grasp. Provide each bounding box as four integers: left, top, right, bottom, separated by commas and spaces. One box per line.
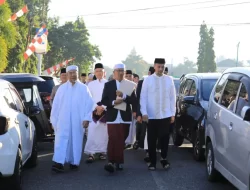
148, 163, 156, 171
124, 144, 132, 149
144, 153, 150, 163
133, 141, 139, 150
115, 163, 123, 171
52, 163, 64, 173
69, 164, 79, 170
104, 163, 115, 173
160, 159, 170, 170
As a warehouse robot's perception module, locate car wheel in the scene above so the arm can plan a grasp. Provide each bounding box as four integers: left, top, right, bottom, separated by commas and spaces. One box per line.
206, 142, 220, 182
25, 133, 38, 168
8, 148, 22, 190
172, 121, 184, 146
193, 129, 205, 161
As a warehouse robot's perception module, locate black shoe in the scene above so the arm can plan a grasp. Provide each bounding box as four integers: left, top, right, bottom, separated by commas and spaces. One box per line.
124, 144, 132, 149
133, 141, 139, 150
70, 164, 79, 170
148, 163, 156, 171
144, 153, 150, 163
52, 163, 64, 173
115, 163, 123, 171
160, 159, 170, 170
104, 163, 115, 173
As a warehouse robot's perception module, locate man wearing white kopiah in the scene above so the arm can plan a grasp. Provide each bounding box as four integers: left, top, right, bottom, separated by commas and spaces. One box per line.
50, 65, 94, 172
140, 58, 176, 171
84, 63, 108, 163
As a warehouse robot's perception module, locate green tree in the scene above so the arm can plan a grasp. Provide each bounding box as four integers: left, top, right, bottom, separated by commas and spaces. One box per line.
197, 21, 216, 72
0, 2, 17, 72
45, 17, 101, 72
172, 58, 197, 77
122, 48, 149, 78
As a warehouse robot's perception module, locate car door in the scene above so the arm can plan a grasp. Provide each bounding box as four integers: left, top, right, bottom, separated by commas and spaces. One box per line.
179, 79, 194, 131
226, 79, 250, 186
9, 86, 33, 158
216, 78, 241, 172
2, 88, 30, 161
208, 73, 229, 164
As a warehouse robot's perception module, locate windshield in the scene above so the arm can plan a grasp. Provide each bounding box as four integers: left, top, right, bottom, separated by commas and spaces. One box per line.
201, 79, 218, 101
173, 79, 180, 94
37, 79, 56, 93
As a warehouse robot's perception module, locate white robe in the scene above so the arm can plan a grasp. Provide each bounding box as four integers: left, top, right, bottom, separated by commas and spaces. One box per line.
84, 79, 108, 155
125, 117, 136, 145
50, 80, 94, 165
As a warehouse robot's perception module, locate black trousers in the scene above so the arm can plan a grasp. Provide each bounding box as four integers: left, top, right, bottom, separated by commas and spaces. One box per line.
136, 122, 147, 148
147, 117, 171, 166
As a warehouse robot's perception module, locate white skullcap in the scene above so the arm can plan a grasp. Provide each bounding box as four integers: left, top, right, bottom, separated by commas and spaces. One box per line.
88, 73, 94, 78
113, 63, 125, 70
66, 65, 78, 72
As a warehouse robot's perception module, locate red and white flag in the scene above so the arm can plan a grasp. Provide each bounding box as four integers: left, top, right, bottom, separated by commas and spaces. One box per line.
8, 5, 28, 21
23, 25, 48, 60
0, 0, 6, 6
42, 58, 75, 75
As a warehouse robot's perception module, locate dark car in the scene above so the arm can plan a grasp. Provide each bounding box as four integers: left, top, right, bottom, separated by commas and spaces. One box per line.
0, 73, 54, 142
173, 73, 221, 161
173, 78, 180, 96
37, 76, 59, 120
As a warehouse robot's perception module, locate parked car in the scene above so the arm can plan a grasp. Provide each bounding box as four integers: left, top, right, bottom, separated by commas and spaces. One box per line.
0, 74, 54, 142
0, 79, 39, 190
206, 67, 250, 190
37, 76, 59, 121
173, 73, 221, 161
173, 78, 180, 95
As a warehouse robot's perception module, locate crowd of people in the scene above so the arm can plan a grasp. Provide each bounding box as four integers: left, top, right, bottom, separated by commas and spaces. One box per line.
49, 58, 176, 173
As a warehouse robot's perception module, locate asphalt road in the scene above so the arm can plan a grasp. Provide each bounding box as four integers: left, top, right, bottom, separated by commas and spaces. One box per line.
17, 139, 237, 190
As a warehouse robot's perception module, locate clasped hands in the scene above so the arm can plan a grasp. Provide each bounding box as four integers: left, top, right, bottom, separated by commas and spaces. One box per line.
95, 106, 105, 115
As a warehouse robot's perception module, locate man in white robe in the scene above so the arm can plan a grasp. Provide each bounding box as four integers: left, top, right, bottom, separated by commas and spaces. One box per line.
84, 63, 108, 163
141, 58, 176, 171
124, 69, 137, 149
50, 65, 94, 172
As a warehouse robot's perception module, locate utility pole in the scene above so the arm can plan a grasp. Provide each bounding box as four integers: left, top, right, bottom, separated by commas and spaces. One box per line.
236, 42, 240, 67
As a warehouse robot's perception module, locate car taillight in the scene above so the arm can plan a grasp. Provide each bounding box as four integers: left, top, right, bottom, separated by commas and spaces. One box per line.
0, 117, 9, 135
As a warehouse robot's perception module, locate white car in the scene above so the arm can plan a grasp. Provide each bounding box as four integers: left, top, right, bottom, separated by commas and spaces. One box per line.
0, 79, 39, 190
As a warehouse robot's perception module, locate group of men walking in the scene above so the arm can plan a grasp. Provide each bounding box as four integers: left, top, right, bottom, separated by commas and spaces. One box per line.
50, 58, 176, 173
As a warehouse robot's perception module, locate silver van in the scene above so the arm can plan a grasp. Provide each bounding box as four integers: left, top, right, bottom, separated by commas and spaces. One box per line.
205, 67, 250, 190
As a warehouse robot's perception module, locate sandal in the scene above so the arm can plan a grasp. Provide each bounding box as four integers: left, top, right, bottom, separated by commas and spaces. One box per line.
99, 154, 106, 160
86, 155, 95, 163
133, 141, 139, 150
160, 159, 170, 170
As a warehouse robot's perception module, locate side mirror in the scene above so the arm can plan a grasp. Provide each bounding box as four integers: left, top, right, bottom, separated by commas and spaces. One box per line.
183, 96, 195, 104
241, 106, 250, 122
28, 106, 41, 116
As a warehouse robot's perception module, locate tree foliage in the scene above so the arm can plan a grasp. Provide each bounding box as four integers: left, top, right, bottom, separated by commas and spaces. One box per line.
122, 48, 149, 78
0, 2, 17, 72
172, 58, 197, 77
197, 21, 216, 73
45, 16, 101, 73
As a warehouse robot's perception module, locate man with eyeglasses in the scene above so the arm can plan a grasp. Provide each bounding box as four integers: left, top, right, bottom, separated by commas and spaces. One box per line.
50, 65, 94, 172
140, 58, 176, 171
101, 63, 137, 173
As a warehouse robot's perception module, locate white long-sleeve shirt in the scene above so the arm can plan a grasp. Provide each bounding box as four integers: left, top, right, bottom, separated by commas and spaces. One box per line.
140, 73, 176, 119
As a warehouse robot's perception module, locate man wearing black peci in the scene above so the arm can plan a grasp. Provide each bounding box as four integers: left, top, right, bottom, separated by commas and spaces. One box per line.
140, 58, 176, 171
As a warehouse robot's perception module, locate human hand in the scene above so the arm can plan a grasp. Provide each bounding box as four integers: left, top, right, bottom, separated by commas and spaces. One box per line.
137, 116, 142, 123
170, 116, 175, 124
142, 115, 148, 123
114, 98, 123, 105
116, 90, 123, 97
82, 121, 89, 128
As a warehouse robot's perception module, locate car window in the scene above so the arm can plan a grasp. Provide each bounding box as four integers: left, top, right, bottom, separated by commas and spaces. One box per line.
16, 88, 32, 103
9, 88, 24, 113
37, 79, 55, 93
214, 73, 230, 103
179, 78, 186, 94
220, 80, 240, 110
183, 79, 193, 96
189, 81, 196, 96
3, 88, 17, 111
174, 80, 180, 94
235, 84, 250, 117
201, 79, 217, 101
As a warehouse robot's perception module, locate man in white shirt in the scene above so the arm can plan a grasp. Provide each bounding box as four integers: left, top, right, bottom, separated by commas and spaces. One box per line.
84, 63, 108, 163
140, 58, 176, 171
